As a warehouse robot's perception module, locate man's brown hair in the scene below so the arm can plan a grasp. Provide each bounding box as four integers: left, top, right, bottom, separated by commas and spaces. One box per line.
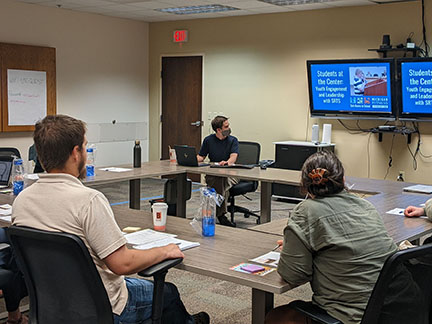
33, 115, 86, 172
211, 116, 228, 132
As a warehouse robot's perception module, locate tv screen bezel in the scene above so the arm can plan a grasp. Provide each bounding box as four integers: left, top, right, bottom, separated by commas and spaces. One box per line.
397, 57, 432, 121
307, 58, 397, 120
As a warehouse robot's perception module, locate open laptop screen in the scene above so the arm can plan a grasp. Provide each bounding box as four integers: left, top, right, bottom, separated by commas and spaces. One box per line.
0, 156, 13, 186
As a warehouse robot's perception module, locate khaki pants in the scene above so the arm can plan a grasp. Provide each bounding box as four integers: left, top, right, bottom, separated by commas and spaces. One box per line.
205, 175, 238, 218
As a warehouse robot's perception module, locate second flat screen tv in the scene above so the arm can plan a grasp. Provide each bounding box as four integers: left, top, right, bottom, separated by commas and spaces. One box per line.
398, 58, 432, 120
307, 59, 396, 119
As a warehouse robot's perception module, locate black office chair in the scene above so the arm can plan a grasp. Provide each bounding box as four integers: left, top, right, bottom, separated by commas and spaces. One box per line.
0, 147, 21, 159
286, 244, 432, 324
28, 144, 44, 173
8, 226, 182, 324
228, 141, 261, 224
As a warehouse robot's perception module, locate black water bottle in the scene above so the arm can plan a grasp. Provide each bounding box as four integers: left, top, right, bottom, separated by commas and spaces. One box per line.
134, 140, 141, 168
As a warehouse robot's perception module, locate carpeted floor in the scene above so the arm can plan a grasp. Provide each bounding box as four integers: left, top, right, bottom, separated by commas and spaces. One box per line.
1, 177, 312, 323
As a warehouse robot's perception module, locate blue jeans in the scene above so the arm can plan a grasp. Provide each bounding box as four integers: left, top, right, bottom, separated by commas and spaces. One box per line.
114, 277, 194, 324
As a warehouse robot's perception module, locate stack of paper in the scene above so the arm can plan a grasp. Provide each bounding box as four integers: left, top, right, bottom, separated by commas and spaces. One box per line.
125, 229, 199, 251
99, 167, 132, 173
0, 204, 12, 222
403, 185, 432, 194
249, 251, 281, 268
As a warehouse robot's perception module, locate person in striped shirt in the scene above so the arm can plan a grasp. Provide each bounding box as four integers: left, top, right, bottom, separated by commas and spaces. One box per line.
353, 68, 367, 95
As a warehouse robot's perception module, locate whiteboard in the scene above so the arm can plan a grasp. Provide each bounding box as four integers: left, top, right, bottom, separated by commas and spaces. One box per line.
7, 69, 47, 126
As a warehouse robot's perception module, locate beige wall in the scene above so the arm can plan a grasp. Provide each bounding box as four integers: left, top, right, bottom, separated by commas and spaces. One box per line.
0, 0, 149, 166
149, 2, 432, 183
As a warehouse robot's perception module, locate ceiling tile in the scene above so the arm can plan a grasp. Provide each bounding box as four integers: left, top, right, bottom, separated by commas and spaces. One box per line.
11, 0, 378, 22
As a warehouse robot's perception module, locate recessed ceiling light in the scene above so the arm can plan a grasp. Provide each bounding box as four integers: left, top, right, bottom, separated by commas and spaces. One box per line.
258, 0, 336, 5
156, 4, 240, 15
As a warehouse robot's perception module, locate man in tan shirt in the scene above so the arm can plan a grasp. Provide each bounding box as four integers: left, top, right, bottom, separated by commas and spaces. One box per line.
12, 115, 209, 324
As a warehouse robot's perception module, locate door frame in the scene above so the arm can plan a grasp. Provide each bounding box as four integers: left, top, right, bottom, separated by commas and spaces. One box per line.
159, 53, 205, 159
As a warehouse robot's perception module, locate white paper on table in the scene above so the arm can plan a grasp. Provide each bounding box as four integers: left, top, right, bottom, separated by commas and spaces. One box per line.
386, 208, 405, 215
25, 174, 39, 180
0, 204, 12, 216
124, 229, 176, 245
249, 251, 281, 268
99, 167, 132, 173
134, 237, 200, 252
403, 185, 432, 194
0, 216, 11, 222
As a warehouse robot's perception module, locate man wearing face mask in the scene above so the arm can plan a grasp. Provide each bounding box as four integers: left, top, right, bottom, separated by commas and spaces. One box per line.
197, 116, 239, 227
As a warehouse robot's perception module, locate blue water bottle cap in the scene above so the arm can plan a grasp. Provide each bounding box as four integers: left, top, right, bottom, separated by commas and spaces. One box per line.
87, 148, 93, 153
13, 159, 23, 165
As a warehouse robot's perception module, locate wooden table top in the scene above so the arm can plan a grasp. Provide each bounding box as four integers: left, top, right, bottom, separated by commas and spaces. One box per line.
112, 206, 290, 294
181, 165, 301, 185
251, 192, 432, 244
83, 160, 187, 186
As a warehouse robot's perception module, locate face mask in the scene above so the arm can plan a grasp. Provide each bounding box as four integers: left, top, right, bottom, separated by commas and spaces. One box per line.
221, 128, 231, 137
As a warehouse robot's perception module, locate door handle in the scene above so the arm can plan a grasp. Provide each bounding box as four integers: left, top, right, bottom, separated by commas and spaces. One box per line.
190, 121, 203, 127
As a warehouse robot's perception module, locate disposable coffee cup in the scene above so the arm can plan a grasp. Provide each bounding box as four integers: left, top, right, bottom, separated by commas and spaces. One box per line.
152, 202, 168, 231
169, 149, 177, 163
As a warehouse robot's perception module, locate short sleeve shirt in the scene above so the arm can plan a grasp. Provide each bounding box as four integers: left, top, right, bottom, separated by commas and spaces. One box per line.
12, 173, 128, 315
198, 134, 239, 162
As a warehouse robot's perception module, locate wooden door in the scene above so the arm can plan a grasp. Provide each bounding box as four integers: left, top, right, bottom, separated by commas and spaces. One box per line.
161, 56, 203, 160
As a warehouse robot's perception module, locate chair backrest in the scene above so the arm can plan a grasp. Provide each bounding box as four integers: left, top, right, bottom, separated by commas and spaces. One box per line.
0, 147, 21, 159
8, 226, 114, 324
236, 141, 260, 165
361, 244, 432, 324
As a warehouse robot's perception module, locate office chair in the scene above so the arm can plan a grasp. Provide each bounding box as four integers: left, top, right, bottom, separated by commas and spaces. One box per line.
0, 148, 21, 159
8, 226, 182, 324
228, 141, 261, 224
28, 144, 44, 173
285, 244, 432, 324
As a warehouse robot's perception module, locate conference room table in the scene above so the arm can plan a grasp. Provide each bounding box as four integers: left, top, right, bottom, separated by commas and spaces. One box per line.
82, 160, 301, 223
111, 205, 290, 324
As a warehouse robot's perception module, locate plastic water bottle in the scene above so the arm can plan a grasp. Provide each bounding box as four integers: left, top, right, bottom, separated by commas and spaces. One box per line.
134, 140, 141, 168
86, 147, 95, 177
12, 158, 25, 195
202, 189, 216, 237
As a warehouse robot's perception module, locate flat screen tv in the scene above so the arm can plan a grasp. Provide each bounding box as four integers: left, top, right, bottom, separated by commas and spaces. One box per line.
398, 57, 432, 121
307, 59, 396, 120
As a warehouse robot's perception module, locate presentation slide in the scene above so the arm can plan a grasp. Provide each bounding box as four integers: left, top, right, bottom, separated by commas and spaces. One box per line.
400, 61, 432, 114
309, 62, 392, 113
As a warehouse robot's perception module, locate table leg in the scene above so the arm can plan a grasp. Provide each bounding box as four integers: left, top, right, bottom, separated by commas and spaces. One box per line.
129, 179, 141, 210
176, 173, 187, 218
252, 288, 274, 324
260, 181, 272, 223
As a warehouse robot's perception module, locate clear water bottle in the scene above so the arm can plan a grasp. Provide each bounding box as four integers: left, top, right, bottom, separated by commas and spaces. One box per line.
86, 147, 95, 177
12, 158, 25, 195
202, 189, 216, 237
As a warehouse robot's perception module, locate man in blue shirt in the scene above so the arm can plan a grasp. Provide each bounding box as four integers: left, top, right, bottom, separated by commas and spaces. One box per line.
197, 116, 239, 227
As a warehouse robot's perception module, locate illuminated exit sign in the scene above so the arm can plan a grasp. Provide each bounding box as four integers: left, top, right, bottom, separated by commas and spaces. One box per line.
173, 30, 188, 43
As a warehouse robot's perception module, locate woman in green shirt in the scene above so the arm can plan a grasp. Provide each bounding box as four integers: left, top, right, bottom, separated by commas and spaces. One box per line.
265, 151, 408, 324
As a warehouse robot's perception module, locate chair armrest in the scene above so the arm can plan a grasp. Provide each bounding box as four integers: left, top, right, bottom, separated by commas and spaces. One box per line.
138, 257, 183, 277
288, 300, 343, 324
0, 243, 10, 251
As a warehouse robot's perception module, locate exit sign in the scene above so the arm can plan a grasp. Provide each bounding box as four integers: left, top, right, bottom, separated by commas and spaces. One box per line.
173, 30, 188, 43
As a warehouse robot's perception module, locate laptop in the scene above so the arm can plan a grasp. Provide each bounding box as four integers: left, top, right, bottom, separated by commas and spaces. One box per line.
174, 145, 210, 167
0, 156, 14, 188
